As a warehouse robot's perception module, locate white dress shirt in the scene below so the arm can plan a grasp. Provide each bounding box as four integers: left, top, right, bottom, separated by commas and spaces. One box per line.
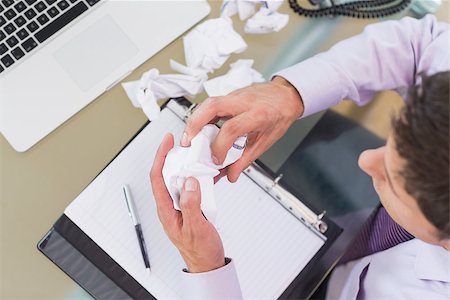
181, 15, 450, 300
327, 239, 450, 299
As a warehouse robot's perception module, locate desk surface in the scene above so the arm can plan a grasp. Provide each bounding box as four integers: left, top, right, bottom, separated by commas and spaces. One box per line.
1, 1, 449, 299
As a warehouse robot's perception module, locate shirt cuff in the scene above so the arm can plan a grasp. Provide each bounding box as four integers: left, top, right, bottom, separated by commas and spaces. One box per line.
274, 56, 346, 118
181, 258, 243, 300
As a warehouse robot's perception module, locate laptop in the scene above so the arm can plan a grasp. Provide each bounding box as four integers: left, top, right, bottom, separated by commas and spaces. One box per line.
0, 0, 210, 152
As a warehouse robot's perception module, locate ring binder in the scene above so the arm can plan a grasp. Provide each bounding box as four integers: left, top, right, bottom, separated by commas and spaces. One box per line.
271, 173, 283, 189
315, 211, 328, 234
244, 165, 328, 237
184, 103, 197, 121
38, 98, 343, 300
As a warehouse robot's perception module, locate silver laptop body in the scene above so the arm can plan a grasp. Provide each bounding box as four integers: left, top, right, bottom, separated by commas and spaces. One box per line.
0, 0, 210, 151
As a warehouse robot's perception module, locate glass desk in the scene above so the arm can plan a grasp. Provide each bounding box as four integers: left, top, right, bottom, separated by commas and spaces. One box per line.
1, 1, 449, 299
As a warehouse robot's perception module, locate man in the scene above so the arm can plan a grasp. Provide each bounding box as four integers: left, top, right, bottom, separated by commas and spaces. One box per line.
150, 15, 449, 299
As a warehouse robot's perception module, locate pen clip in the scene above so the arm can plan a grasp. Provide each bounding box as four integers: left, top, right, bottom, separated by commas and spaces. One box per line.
122, 186, 132, 217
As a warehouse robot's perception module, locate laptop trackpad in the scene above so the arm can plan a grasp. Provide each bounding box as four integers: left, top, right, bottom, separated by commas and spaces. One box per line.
54, 15, 138, 92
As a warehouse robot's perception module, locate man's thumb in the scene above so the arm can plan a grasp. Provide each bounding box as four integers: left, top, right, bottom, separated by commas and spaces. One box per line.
179, 177, 202, 222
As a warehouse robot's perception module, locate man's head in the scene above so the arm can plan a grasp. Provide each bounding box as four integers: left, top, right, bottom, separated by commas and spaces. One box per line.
359, 72, 449, 249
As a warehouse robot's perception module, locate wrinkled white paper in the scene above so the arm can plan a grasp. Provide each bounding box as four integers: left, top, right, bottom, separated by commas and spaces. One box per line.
204, 59, 265, 97
162, 125, 247, 224
221, 0, 283, 20
183, 17, 247, 74
122, 67, 207, 121
221, 1, 288, 34
245, 7, 289, 34
221, 0, 258, 20
122, 16, 249, 120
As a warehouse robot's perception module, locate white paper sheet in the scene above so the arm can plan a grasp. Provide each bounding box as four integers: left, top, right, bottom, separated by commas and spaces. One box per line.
121, 16, 247, 121
245, 7, 289, 34
65, 104, 325, 300
122, 67, 207, 121
183, 17, 247, 73
204, 59, 265, 97
221, 0, 284, 20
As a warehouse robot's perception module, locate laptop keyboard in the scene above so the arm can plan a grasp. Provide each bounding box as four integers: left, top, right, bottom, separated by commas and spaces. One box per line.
0, 0, 101, 74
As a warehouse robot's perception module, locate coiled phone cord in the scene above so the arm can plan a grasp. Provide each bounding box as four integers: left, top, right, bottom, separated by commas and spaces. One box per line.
288, 0, 411, 18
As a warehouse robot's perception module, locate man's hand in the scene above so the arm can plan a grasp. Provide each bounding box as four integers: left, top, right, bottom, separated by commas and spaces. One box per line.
150, 133, 225, 273
182, 76, 304, 182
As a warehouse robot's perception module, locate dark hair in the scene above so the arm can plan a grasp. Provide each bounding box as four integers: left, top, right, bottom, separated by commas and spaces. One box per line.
393, 71, 449, 240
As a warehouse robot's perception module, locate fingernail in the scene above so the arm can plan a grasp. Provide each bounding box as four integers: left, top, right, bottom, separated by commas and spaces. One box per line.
229, 174, 240, 183
163, 133, 170, 142
181, 132, 188, 147
212, 155, 219, 165
185, 177, 197, 192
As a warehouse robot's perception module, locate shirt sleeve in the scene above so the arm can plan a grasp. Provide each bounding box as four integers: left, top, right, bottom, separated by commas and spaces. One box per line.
181, 258, 243, 300
275, 14, 450, 118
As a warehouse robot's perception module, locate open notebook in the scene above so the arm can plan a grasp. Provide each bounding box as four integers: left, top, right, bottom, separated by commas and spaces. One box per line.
64, 100, 327, 299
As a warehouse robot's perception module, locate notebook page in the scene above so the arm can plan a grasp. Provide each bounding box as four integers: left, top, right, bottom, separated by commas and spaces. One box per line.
66, 108, 186, 299
65, 106, 325, 299
215, 176, 324, 299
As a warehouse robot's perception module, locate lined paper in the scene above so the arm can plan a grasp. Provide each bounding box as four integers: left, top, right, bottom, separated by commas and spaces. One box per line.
65, 105, 325, 299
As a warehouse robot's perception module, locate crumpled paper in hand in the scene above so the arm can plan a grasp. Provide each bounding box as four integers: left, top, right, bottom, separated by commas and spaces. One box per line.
162, 125, 247, 224
203, 59, 265, 97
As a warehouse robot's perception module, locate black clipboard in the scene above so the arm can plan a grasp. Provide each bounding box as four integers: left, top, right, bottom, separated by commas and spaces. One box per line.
38, 97, 343, 299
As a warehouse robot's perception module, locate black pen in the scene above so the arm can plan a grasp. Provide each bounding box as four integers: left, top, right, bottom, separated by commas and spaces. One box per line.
122, 184, 151, 274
